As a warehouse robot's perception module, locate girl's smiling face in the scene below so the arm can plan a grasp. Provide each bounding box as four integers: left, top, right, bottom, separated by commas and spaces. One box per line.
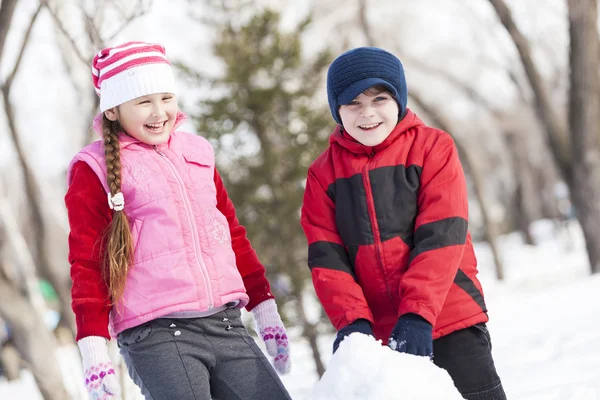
104, 93, 178, 145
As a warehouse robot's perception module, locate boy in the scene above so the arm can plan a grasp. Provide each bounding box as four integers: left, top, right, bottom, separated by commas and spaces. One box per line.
300, 47, 506, 400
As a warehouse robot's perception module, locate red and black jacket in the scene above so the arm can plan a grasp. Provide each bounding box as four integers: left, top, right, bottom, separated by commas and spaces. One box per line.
300, 109, 488, 343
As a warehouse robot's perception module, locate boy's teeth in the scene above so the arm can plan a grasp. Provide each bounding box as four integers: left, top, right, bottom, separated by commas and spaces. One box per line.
360, 123, 380, 129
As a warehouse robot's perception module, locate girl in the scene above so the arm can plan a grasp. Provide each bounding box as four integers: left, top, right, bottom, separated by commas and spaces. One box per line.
66, 41, 291, 400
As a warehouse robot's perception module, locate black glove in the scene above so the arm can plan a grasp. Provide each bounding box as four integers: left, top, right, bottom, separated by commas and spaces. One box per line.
332, 319, 374, 354
388, 313, 433, 358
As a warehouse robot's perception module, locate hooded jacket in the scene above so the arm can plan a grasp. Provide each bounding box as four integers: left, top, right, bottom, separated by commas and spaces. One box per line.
300, 109, 488, 342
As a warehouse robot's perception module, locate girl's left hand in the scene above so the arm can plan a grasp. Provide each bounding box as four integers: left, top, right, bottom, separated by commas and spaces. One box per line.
251, 299, 291, 374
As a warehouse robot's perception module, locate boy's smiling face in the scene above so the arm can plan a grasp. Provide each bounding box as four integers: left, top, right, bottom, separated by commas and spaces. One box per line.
338, 89, 399, 147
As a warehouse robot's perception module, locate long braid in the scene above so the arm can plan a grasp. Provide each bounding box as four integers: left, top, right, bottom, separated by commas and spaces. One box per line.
102, 114, 134, 304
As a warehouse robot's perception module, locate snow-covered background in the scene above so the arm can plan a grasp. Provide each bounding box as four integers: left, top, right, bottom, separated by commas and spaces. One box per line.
1, 219, 599, 399
2, 0, 599, 399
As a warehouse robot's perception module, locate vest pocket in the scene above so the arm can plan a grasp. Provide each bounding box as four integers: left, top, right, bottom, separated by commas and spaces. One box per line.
182, 150, 216, 197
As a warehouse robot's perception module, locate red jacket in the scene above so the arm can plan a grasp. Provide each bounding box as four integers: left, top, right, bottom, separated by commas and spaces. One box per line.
66, 161, 274, 340
300, 109, 488, 342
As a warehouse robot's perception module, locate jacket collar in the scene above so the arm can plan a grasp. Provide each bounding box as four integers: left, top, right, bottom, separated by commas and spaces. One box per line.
92, 111, 188, 149
329, 109, 423, 156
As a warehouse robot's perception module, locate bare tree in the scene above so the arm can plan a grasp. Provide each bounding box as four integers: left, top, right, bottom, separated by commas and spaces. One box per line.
567, 0, 600, 274
487, 0, 570, 176
489, 0, 600, 274
410, 95, 506, 280
0, 0, 156, 340
0, 193, 69, 399
45, 0, 153, 146
0, 0, 19, 61
0, 270, 69, 400
503, 131, 536, 245
0, 2, 78, 334
356, 0, 505, 279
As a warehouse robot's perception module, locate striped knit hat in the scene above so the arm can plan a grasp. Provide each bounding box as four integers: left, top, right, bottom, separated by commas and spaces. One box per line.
92, 41, 177, 112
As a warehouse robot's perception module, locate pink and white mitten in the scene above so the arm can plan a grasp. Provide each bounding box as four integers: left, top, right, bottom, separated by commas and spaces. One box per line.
78, 336, 121, 400
251, 299, 291, 374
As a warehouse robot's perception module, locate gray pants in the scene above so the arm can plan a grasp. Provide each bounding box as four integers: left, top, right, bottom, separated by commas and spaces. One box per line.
117, 308, 292, 400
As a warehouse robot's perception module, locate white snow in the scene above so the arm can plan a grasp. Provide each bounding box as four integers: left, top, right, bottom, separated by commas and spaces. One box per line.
277, 220, 600, 400
2, 1, 599, 399
3, 220, 597, 399
311, 333, 462, 400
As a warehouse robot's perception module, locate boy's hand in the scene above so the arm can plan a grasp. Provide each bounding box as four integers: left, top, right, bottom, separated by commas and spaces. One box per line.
333, 319, 374, 354
251, 299, 291, 374
388, 313, 433, 358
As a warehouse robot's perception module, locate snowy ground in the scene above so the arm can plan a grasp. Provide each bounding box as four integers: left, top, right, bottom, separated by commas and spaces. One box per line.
1, 219, 599, 400
280, 220, 600, 400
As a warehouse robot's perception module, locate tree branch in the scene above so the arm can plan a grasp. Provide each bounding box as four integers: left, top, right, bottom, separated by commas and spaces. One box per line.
41, 0, 89, 65
488, 0, 570, 179
357, 0, 375, 47
0, 0, 19, 66
106, 0, 153, 41
2, 3, 43, 91
401, 52, 504, 119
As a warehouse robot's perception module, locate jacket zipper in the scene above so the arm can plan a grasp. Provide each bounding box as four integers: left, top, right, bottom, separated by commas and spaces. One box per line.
362, 151, 394, 305
155, 145, 214, 307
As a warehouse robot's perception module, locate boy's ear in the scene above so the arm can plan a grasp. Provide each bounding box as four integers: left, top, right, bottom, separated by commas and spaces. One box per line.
104, 108, 119, 121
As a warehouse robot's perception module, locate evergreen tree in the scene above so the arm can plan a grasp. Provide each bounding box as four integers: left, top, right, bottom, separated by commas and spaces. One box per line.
184, 4, 333, 375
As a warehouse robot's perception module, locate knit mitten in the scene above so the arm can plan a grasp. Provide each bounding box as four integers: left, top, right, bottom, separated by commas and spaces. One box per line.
78, 336, 121, 400
251, 299, 291, 374
388, 313, 433, 358
332, 319, 374, 354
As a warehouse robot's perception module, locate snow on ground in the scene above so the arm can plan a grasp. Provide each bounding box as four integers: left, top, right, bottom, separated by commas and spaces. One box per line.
1, 220, 599, 399
311, 333, 462, 400
279, 220, 600, 400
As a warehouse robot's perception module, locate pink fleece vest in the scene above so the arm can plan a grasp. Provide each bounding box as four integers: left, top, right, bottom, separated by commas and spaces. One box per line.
67, 114, 248, 335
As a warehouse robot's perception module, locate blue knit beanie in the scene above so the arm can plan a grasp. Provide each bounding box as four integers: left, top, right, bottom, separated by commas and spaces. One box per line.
327, 47, 407, 125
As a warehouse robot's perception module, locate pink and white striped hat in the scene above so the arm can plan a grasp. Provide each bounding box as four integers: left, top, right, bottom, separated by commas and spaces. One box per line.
92, 41, 177, 112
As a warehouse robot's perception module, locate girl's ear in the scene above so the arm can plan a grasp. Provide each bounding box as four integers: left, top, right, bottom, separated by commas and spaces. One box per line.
104, 107, 119, 121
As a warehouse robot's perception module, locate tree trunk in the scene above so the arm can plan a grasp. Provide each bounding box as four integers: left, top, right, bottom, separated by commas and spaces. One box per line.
532, 165, 562, 220
2, 88, 77, 333
0, 0, 19, 62
409, 96, 505, 280
1, 2, 76, 333
0, 342, 21, 381
457, 143, 505, 280
490, 0, 600, 274
568, 0, 600, 274
357, 0, 375, 46
293, 290, 326, 377
487, 0, 571, 178
0, 191, 48, 316
0, 272, 69, 400
503, 132, 536, 245
356, 1, 505, 278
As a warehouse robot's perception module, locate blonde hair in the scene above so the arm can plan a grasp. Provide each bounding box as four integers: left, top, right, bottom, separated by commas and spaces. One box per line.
102, 114, 134, 304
